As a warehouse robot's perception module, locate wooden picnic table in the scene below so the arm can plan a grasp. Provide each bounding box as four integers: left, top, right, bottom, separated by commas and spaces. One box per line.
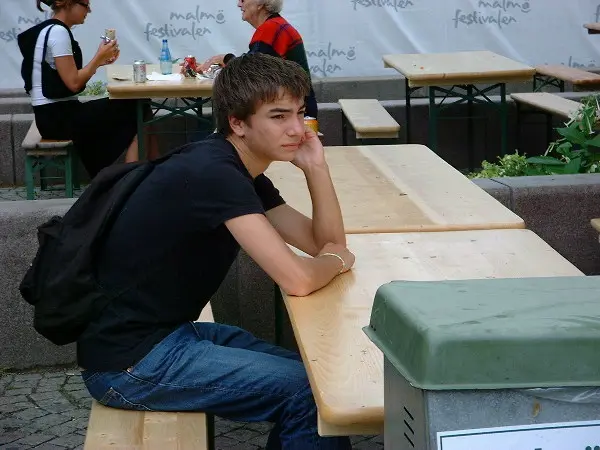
106, 64, 213, 99
281, 229, 584, 436
105, 64, 214, 158
265, 144, 524, 234
382, 50, 535, 168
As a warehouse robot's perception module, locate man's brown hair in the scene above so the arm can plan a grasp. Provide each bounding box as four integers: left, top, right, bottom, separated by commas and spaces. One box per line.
213, 53, 311, 135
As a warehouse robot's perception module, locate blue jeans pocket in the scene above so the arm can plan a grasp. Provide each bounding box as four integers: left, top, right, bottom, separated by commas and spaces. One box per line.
99, 387, 153, 411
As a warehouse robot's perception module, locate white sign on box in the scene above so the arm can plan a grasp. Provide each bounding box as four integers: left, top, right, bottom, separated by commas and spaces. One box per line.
437, 420, 600, 450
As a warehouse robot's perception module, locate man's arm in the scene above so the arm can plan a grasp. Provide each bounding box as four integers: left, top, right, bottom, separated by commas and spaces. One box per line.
226, 213, 353, 297
266, 129, 346, 255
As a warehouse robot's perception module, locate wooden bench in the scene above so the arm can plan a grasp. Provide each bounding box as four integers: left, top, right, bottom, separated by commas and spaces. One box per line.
534, 64, 600, 92
338, 99, 401, 145
84, 304, 216, 450
591, 218, 600, 242
511, 92, 581, 149
22, 121, 78, 200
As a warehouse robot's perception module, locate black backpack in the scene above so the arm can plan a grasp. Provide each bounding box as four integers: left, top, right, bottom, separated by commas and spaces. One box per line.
19, 145, 187, 345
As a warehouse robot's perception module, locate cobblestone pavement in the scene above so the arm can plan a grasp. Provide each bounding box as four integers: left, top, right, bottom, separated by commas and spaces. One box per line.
0, 186, 84, 202
0, 369, 383, 449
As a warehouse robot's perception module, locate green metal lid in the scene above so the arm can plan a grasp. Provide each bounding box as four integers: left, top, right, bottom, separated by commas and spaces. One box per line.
363, 276, 600, 390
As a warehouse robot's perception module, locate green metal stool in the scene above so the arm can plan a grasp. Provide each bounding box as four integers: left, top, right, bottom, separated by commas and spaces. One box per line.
22, 121, 78, 200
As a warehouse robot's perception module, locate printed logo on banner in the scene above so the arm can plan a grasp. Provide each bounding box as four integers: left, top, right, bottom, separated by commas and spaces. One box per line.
307, 42, 357, 77
144, 5, 226, 41
350, 0, 416, 12
0, 12, 52, 43
453, 0, 531, 29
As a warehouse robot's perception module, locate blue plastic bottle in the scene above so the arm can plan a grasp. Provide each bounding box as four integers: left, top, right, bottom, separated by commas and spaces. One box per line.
159, 39, 172, 75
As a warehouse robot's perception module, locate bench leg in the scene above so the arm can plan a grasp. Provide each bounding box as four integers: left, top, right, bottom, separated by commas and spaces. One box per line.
515, 102, 522, 151
25, 156, 35, 201
70, 147, 80, 190
206, 414, 215, 450
405, 78, 412, 143
40, 166, 48, 191
427, 87, 438, 153
341, 114, 348, 146
64, 154, 74, 198
499, 83, 508, 157
545, 112, 554, 149
467, 85, 475, 172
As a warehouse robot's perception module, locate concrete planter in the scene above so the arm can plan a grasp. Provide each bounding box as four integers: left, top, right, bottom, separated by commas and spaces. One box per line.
473, 174, 600, 275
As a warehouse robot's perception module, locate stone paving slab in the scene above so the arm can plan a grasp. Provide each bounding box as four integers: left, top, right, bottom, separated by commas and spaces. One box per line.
0, 186, 84, 202
0, 369, 383, 449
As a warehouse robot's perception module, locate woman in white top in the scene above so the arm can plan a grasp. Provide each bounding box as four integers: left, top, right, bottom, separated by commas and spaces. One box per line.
18, 0, 147, 178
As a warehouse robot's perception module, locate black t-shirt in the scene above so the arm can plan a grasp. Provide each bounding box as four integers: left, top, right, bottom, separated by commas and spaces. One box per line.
77, 134, 285, 371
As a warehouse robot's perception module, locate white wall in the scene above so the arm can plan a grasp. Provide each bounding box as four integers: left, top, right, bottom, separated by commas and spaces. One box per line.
2, 0, 600, 89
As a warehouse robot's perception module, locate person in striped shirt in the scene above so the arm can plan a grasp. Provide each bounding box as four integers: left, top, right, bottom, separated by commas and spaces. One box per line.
200, 0, 318, 118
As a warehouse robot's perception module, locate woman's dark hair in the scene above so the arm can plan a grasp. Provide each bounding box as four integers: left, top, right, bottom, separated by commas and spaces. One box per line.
36, 0, 80, 12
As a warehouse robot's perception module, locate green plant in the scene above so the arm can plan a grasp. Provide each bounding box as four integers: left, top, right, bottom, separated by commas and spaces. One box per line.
79, 81, 107, 97
531, 94, 600, 174
469, 151, 531, 178
470, 94, 600, 178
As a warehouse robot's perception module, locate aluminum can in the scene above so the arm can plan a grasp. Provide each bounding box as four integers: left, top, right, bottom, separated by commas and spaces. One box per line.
133, 60, 147, 83
304, 116, 319, 133
183, 55, 197, 78
104, 28, 116, 41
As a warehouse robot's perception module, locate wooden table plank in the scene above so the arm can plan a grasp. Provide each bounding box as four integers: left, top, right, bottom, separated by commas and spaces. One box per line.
106, 64, 213, 99
383, 51, 535, 87
282, 229, 584, 436
265, 145, 524, 234
338, 99, 401, 133
510, 93, 581, 118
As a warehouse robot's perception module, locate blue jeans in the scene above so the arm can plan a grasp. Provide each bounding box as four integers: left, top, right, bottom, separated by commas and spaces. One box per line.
82, 322, 351, 449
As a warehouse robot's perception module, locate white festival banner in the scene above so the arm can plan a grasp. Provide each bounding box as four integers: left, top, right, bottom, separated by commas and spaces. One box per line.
1, 0, 600, 89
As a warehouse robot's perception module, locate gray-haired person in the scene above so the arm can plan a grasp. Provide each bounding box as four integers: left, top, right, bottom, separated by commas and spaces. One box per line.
199, 0, 318, 118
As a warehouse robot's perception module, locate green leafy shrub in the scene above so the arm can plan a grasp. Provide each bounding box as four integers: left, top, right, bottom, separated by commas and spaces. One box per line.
470, 94, 600, 178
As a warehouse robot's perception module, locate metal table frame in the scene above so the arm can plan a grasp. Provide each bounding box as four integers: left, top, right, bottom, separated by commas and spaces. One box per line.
135, 96, 214, 159
404, 79, 508, 171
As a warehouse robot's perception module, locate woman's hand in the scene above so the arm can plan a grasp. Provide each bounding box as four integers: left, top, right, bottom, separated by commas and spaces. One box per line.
197, 54, 225, 73
94, 40, 118, 66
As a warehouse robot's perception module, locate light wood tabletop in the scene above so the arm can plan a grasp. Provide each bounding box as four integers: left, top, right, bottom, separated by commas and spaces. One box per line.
282, 229, 584, 436
106, 64, 213, 99
265, 145, 524, 234
383, 50, 535, 87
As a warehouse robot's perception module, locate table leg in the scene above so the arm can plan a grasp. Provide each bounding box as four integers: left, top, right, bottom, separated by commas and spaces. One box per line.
499, 83, 507, 156
428, 87, 438, 152
405, 78, 412, 143
274, 285, 284, 346
136, 100, 146, 160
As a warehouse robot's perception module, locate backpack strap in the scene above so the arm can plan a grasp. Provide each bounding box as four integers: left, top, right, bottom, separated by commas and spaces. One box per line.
41, 24, 55, 66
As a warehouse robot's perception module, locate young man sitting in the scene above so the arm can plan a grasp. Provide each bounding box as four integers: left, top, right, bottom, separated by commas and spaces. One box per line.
78, 53, 354, 449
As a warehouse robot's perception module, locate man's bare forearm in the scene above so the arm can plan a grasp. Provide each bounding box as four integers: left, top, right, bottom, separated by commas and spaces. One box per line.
304, 163, 346, 248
